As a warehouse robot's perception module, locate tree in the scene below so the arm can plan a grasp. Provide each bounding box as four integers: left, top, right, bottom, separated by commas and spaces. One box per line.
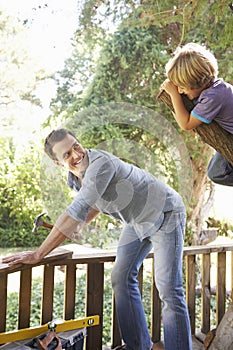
47, 0, 233, 244
158, 90, 233, 241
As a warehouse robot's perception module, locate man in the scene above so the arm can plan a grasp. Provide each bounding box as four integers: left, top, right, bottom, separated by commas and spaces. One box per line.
3, 128, 192, 350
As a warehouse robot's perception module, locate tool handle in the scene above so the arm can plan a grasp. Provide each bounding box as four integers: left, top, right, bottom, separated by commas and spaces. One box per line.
37, 330, 62, 350
42, 221, 54, 230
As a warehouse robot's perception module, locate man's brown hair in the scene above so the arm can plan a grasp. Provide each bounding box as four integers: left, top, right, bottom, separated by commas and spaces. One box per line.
44, 129, 77, 160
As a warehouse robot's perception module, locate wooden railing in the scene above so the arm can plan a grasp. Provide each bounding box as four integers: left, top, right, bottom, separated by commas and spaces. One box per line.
0, 243, 233, 349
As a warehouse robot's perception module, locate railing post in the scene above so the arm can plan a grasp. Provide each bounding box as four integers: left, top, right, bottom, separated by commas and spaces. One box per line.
112, 294, 121, 348
186, 255, 196, 334
201, 253, 211, 334
86, 262, 104, 350
41, 264, 54, 324
64, 264, 76, 320
216, 252, 226, 325
0, 273, 7, 333
18, 268, 32, 329
151, 260, 161, 343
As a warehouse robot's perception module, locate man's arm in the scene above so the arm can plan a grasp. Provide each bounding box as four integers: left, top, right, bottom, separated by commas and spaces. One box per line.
2, 208, 100, 266
85, 207, 100, 223
2, 226, 67, 265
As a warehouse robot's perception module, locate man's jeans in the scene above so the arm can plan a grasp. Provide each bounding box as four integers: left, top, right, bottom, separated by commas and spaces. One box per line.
207, 152, 233, 186
111, 211, 192, 350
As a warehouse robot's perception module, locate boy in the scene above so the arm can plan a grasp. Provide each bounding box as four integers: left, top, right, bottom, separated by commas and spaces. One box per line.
162, 42, 233, 186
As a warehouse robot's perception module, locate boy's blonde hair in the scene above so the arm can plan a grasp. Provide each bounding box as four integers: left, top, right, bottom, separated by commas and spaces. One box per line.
165, 43, 218, 90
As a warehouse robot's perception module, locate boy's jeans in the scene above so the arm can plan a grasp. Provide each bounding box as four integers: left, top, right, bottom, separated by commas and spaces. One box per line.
207, 152, 233, 186
111, 211, 192, 350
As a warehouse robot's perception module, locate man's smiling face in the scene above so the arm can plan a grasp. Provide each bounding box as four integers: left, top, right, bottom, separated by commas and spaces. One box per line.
52, 134, 88, 176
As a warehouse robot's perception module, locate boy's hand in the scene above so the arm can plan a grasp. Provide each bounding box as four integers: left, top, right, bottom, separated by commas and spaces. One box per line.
161, 79, 179, 97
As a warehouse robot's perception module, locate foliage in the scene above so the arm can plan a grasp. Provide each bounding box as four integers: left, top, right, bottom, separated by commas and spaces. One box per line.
46, 0, 233, 244
49, 25, 169, 118
1, 1, 233, 247
6, 274, 86, 331
0, 138, 46, 247
48, 23, 193, 202
0, 7, 48, 247
206, 217, 233, 238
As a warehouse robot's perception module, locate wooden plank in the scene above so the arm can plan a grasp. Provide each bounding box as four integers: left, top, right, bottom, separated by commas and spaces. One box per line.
186, 255, 196, 334
86, 263, 104, 350
41, 265, 54, 324
0, 248, 72, 274
201, 253, 211, 334
151, 261, 161, 344
112, 294, 121, 348
18, 268, 32, 329
216, 252, 226, 325
53, 243, 233, 266
1, 244, 233, 274
183, 244, 233, 256
0, 274, 7, 332
64, 264, 76, 320
34, 243, 233, 267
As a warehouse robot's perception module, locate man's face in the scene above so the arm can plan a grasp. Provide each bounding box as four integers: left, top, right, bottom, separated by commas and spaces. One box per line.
52, 134, 88, 175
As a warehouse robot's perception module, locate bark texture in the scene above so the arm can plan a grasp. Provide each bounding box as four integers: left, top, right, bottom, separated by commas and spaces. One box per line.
157, 89, 217, 243
208, 303, 233, 350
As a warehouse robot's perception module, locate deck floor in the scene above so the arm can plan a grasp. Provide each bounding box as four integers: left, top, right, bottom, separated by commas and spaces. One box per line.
103, 336, 204, 350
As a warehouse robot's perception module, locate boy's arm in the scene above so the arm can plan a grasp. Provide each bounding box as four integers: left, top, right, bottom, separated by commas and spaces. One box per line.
158, 84, 233, 167
162, 80, 202, 130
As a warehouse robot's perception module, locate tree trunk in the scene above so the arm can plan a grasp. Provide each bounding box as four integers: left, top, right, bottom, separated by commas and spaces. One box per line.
157, 89, 233, 243
188, 147, 214, 244
206, 303, 233, 349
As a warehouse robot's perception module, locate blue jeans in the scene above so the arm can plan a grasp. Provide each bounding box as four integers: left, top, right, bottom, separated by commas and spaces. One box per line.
207, 152, 233, 186
111, 211, 192, 350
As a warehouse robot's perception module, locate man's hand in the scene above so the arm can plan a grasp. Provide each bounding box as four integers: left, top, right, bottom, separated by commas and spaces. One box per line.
2, 250, 41, 266
2, 211, 95, 267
